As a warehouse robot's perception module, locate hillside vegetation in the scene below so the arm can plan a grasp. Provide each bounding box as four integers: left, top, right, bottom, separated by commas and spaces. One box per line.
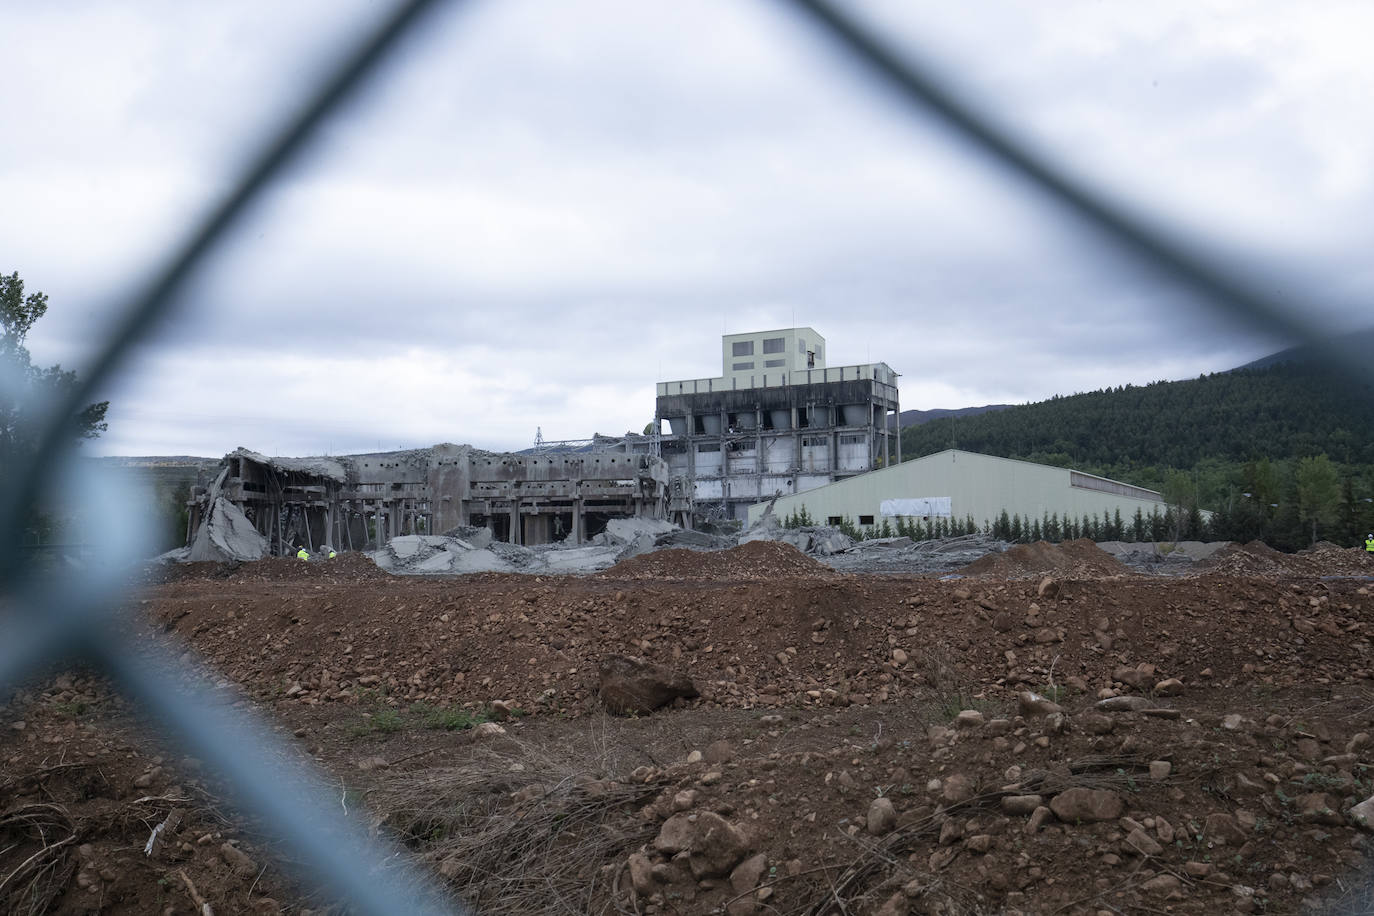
899, 364, 1374, 550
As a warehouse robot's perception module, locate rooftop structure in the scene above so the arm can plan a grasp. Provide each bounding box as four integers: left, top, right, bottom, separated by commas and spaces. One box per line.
655, 329, 899, 526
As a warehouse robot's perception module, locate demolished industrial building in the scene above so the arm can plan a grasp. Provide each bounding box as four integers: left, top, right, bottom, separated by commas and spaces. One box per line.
184, 442, 672, 562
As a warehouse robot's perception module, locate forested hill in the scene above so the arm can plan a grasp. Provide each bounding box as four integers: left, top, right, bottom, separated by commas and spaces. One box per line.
899, 363, 1374, 471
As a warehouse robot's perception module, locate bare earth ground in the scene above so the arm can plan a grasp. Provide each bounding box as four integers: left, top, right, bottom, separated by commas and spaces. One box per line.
4, 541, 1374, 915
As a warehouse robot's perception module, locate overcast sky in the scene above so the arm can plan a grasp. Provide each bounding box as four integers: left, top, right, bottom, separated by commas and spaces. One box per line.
4, 0, 1372, 457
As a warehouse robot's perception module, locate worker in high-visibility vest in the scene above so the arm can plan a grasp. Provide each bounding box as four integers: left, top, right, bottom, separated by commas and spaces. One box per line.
1365, 533, 1374, 553
296, 545, 310, 561
328, 549, 337, 559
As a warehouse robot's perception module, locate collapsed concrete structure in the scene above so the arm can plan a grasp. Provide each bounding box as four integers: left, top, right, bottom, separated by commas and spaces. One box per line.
186, 443, 671, 559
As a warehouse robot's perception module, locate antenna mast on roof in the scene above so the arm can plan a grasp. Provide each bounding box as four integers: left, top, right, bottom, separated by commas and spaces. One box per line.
534, 427, 544, 450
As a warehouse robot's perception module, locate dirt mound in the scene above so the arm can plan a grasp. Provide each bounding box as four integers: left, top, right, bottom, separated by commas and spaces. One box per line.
148, 552, 393, 584
599, 538, 836, 580
1296, 542, 1374, 574
227, 553, 393, 582
957, 538, 1128, 579
1202, 540, 1374, 577
13, 546, 1374, 915
142, 561, 1374, 721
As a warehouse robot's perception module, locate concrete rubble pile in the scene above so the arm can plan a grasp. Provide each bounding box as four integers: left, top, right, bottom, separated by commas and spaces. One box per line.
369, 516, 734, 576
598, 517, 735, 562
176, 467, 268, 564
1097, 540, 1228, 574
738, 504, 853, 556
739, 503, 1005, 573
821, 532, 1008, 573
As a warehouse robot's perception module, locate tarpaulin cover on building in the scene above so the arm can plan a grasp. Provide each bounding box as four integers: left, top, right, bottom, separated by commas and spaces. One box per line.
880, 497, 952, 518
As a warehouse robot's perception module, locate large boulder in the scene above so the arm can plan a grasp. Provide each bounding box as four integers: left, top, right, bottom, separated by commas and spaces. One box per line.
1049, 787, 1124, 823
598, 655, 699, 715
1348, 793, 1374, 831
653, 812, 753, 878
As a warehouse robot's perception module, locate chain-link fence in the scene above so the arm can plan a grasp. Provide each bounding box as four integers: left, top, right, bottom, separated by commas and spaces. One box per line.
0, 1, 1364, 913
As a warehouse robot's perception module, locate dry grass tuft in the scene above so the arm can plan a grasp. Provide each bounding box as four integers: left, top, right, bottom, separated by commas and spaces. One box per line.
0, 803, 78, 916
366, 735, 660, 915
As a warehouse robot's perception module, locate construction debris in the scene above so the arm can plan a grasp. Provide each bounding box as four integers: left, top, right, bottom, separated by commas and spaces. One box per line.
184, 470, 267, 563
184, 442, 672, 559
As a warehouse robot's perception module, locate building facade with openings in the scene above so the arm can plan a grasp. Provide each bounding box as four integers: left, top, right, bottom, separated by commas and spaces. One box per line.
655, 328, 900, 525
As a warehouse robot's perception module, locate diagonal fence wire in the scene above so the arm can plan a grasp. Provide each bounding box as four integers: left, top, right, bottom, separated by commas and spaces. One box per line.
0, 0, 1365, 914
784, 0, 1369, 389
0, 1, 469, 913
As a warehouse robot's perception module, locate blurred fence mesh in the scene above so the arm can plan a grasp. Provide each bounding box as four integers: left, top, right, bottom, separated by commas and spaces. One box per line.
0, 1, 1359, 914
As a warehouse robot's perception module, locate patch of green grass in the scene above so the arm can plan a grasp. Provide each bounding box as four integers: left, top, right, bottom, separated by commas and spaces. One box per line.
1035, 684, 1076, 703
1297, 772, 1347, 791
349, 706, 405, 737
411, 702, 490, 731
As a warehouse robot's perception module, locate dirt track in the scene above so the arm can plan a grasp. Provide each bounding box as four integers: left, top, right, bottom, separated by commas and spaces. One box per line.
4, 540, 1374, 915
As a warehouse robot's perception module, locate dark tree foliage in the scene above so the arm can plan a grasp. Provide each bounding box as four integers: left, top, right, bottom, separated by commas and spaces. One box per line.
1, 272, 108, 470
901, 365, 1374, 468
900, 362, 1374, 551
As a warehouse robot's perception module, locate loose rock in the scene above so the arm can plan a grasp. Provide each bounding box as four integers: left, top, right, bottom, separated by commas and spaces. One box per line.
1050, 787, 1123, 823
598, 655, 699, 715
867, 797, 897, 836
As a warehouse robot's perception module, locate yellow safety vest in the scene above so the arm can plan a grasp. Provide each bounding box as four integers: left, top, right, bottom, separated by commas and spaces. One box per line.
328, 551, 337, 559
1366, 538, 1374, 553
296, 548, 309, 560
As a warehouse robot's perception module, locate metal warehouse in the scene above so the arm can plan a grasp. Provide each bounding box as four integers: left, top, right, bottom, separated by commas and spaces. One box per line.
746, 448, 1175, 531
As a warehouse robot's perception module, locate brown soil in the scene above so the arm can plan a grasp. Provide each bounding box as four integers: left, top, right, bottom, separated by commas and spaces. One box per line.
1202, 542, 1374, 577
4, 544, 1374, 916
958, 538, 1129, 579
601, 539, 839, 581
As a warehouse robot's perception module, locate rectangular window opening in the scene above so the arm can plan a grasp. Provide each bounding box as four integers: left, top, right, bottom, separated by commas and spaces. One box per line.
762, 337, 785, 354
859, 515, 875, 526
732, 340, 754, 357
732, 361, 754, 371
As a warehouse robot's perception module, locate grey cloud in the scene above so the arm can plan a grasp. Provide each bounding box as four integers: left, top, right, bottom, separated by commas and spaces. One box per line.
3, 1, 1368, 457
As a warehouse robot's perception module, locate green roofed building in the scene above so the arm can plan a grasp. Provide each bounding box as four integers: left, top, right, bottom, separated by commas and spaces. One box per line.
746, 448, 1184, 533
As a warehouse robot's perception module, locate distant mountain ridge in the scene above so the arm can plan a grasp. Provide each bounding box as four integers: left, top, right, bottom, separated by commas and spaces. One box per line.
899, 360, 1374, 471
96, 455, 218, 467
894, 404, 1013, 428
1234, 326, 1374, 371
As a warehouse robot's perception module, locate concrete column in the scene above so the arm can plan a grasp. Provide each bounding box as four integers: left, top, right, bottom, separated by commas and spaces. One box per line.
882, 411, 890, 467
895, 399, 902, 464
572, 499, 583, 545
509, 501, 520, 544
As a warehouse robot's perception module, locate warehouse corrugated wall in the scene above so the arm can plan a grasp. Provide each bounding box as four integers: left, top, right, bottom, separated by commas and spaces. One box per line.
747, 449, 1174, 530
